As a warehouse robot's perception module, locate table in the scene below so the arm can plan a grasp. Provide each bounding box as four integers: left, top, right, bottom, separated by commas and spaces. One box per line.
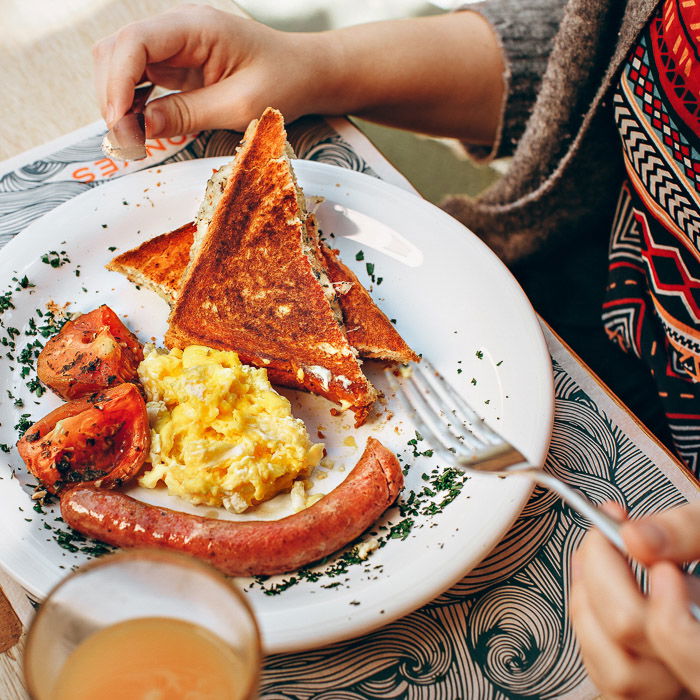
1, 2, 698, 698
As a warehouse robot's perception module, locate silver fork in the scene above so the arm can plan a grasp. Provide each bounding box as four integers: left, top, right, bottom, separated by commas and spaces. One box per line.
384, 358, 700, 621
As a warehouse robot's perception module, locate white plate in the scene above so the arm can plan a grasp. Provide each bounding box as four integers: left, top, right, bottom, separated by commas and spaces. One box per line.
0, 158, 553, 653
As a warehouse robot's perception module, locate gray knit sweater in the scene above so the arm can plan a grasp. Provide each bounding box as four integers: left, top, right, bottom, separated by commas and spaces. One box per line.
442, 0, 659, 265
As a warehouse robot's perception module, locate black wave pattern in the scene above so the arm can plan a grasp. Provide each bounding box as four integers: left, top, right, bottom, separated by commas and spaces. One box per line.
262, 610, 459, 699
44, 133, 106, 165
132, 118, 379, 178
288, 116, 378, 177
0, 129, 246, 249
259, 359, 690, 699
0, 176, 95, 248
0, 133, 107, 246
0, 120, 377, 249
467, 584, 583, 699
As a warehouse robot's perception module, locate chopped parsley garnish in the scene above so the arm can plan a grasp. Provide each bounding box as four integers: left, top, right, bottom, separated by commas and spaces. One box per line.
14, 414, 33, 437
0, 291, 14, 314
25, 377, 45, 397
2, 305, 71, 440
13, 276, 34, 290
50, 523, 115, 556
407, 430, 432, 458
355, 250, 364, 261
248, 436, 470, 597
364, 261, 377, 284
41, 250, 70, 268
388, 518, 414, 541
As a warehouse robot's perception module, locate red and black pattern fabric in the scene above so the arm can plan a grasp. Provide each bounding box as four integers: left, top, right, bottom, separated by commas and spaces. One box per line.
607, 0, 700, 474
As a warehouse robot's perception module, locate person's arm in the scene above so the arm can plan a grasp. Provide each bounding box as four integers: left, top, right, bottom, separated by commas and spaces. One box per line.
313, 12, 505, 143
570, 501, 700, 699
92, 5, 504, 145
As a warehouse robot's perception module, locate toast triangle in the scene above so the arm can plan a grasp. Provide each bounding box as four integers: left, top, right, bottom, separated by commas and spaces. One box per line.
164, 108, 377, 425
108, 218, 418, 365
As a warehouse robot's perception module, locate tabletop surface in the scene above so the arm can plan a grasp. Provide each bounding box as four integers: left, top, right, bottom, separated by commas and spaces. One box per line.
1, 2, 698, 699
0, 0, 239, 162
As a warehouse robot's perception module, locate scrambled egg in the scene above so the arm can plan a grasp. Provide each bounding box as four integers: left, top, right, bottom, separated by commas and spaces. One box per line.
137, 345, 324, 512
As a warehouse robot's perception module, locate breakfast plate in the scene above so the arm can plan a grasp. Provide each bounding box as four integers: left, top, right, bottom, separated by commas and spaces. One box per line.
0, 158, 554, 653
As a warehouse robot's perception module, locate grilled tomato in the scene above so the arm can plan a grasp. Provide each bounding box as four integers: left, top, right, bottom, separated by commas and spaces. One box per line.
17, 383, 149, 493
37, 305, 143, 400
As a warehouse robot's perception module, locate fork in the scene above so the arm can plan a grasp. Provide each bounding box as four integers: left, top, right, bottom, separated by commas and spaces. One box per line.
384, 358, 700, 621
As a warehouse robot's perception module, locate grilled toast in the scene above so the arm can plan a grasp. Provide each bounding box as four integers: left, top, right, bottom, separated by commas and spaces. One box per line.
107, 221, 195, 305
164, 108, 378, 425
108, 218, 418, 363
307, 214, 419, 364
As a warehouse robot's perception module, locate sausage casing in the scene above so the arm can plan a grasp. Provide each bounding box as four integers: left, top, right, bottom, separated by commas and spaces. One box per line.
59, 437, 403, 576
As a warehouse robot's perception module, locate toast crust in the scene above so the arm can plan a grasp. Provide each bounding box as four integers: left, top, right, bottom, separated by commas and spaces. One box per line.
106, 221, 196, 304
107, 221, 418, 364
319, 243, 419, 363
304, 213, 418, 364
165, 108, 377, 424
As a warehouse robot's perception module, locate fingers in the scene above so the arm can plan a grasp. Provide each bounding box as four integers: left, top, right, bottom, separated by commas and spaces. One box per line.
570, 561, 681, 700
145, 64, 203, 93
622, 500, 700, 565
93, 6, 219, 127
102, 21, 191, 128
575, 528, 652, 653
647, 562, 700, 696
92, 4, 309, 136
144, 79, 257, 137
599, 500, 627, 520
92, 35, 116, 125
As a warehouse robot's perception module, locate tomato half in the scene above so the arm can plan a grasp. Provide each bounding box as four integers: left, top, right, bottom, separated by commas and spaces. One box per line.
17, 383, 150, 493
37, 305, 143, 400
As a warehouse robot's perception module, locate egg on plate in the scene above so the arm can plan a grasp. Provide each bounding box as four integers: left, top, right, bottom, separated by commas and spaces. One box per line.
137, 345, 324, 513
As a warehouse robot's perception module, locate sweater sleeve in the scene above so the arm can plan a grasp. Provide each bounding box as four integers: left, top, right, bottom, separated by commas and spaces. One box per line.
462, 0, 568, 160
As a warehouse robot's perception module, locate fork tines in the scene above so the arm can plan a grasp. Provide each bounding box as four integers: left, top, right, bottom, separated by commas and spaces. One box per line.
384, 358, 526, 473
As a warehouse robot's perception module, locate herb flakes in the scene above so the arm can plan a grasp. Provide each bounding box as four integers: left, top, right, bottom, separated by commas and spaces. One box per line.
40, 250, 70, 268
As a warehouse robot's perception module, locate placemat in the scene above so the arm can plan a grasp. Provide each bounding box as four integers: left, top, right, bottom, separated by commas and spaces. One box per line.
0, 116, 697, 700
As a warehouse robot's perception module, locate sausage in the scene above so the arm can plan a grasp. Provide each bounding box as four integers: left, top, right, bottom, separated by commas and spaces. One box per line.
59, 437, 403, 576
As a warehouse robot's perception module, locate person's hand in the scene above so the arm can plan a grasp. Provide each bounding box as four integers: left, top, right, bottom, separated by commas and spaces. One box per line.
93, 5, 506, 143
570, 501, 700, 699
93, 4, 331, 138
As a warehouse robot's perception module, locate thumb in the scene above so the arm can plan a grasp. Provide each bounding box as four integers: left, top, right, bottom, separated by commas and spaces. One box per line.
621, 501, 700, 565
144, 81, 248, 138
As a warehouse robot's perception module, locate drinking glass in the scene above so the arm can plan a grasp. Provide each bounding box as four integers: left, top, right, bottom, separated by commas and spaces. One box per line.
23, 548, 261, 700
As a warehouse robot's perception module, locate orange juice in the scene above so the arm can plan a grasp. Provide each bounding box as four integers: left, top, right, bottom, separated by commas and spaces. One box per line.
51, 617, 252, 700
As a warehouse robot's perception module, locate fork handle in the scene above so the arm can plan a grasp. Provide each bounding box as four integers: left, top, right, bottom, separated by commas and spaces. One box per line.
532, 471, 625, 548
529, 470, 700, 622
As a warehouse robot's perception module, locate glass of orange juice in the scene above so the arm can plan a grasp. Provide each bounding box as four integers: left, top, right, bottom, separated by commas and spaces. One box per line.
23, 549, 261, 700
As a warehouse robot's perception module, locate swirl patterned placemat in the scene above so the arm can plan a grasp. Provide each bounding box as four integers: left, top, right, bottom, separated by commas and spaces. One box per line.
0, 116, 697, 700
